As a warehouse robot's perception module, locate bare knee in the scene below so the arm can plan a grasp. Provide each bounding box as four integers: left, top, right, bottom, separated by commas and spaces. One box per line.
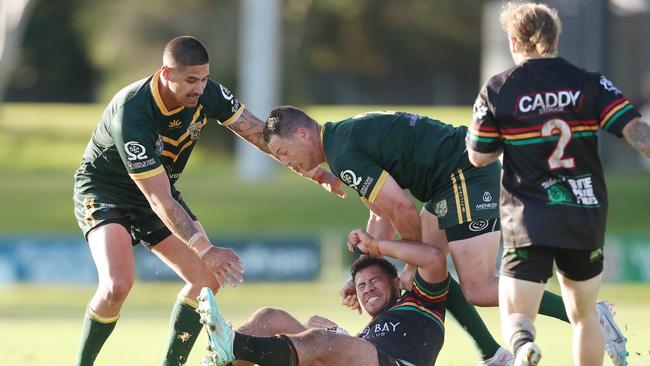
251, 307, 292, 324
460, 282, 494, 307
98, 276, 133, 303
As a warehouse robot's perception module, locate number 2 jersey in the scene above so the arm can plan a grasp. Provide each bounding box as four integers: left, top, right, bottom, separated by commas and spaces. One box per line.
467, 57, 640, 249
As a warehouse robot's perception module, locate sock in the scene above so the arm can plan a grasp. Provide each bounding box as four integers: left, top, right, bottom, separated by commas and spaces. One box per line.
75, 307, 118, 366
162, 296, 203, 366
446, 277, 500, 360
511, 330, 535, 355
233, 333, 298, 366
538, 290, 569, 322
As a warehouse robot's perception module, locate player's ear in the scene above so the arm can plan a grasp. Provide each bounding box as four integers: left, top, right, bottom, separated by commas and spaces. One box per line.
295, 127, 308, 139
161, 65, 173, 81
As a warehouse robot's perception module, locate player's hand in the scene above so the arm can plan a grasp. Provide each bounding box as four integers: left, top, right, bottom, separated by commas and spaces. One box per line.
347, 229, 381, 257
399, 264, 417, 291
304, 315, 339, 329
339, 278, 362, 314
201, 247, 244, 288
319, 171, 346, 198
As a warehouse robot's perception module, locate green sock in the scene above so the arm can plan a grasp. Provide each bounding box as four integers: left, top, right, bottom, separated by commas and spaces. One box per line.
75, 309, 118, 366
446, 277, 500, 360
162, 297, 203, 366
538, 290, 569, 322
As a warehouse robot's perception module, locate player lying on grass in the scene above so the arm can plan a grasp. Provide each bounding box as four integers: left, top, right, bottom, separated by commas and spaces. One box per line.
198, 228, 450, 366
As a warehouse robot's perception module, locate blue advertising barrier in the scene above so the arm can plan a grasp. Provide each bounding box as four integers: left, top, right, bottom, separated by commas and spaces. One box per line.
0, 236, 321, 284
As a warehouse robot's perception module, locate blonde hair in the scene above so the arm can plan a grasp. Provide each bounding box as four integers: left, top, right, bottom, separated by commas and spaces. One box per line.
500, 2, 562, 56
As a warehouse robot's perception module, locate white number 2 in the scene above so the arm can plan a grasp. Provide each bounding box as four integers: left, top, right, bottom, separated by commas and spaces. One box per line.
541, 119, 575, 169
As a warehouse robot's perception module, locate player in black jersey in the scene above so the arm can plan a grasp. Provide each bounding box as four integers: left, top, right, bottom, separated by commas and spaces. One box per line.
467, 3, 650, 366
72, 36, 342, 366
197, 229, 450, 366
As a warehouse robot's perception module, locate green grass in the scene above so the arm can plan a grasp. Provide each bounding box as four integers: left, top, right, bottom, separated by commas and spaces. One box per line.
0, 282, 649, 365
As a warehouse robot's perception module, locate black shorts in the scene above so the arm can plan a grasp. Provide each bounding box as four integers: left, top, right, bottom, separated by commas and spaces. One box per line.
445, 218, 500, 242
73, 189, 196, 247
500, 246, 604, 283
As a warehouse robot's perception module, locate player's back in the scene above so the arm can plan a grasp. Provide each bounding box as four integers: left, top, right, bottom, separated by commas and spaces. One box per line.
475, 57, 639, 248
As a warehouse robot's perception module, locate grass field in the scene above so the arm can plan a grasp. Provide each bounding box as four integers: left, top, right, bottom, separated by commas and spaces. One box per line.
0, 282, 649, 365
0, 103, 649, 365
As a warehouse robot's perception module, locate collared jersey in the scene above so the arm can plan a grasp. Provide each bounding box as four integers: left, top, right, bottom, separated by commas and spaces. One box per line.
358, 272, 448, 366
467, 57, 639, 249
321, 111, 470, 204
75, 70, 244, 204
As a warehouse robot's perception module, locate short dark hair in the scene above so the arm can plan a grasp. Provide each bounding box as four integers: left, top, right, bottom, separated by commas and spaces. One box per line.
163, 36, 209, 69
263, 106, 318, 143
350, 256, 398, 281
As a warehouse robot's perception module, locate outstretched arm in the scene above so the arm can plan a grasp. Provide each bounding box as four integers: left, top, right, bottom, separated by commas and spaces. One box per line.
226, 108, 345, 197
623, 117, 650, 158
467, 147, 502, 167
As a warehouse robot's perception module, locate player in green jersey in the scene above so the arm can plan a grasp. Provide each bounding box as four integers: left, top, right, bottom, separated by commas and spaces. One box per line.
72, 37, 341, 366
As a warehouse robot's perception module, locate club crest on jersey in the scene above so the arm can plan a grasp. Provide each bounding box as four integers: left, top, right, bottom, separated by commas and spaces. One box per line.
188, 119, 203, 141
340, 170, 362, 189
434, 199, 448, 217
124, 141, 147, 161
599, 76, 621, 95
517, 90, 581, 115
473, 99, 488, 121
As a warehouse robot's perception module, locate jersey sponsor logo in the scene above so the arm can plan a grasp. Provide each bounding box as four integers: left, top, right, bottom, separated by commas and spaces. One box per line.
434, 199, 448, 217
542, 175, 599, 207
473, 99, 489, 121
359, 176, 374, 196
483, 191, 492, 202
599, 76, 621, 95
469, 219, 489, 232
219, 84, 234, 101
124, 141, 148, 161
340, 169, 362, 189
168, 119, 182, 129
517, 90, 582, 115
360, 321, 401, 339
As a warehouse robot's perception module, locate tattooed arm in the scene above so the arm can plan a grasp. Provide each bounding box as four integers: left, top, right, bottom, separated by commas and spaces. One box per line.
623, 117, 650, 158
227, 108, 346, 197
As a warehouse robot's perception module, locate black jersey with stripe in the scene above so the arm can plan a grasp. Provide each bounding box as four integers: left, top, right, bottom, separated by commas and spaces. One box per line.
321, 111, 469, 205
467, 57, 639, 249
74, 70, 243, 205
358, 272, 448, 366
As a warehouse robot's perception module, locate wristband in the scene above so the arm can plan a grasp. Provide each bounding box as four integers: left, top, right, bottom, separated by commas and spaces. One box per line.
187, 233, 211, 256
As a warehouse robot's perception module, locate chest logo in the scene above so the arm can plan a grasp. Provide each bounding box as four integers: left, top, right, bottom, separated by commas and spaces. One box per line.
340, 170, 362, 189
168, 119, 182, 129
124, 141, 147, 161
188, 118, 203, 141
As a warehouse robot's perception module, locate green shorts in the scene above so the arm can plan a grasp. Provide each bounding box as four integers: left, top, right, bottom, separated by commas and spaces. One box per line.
424, 161, 500, 229
73, 188, 196, 247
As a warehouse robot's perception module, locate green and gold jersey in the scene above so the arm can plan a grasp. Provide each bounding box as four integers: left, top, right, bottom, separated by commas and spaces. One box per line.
321, 111, 470, 204
74, 70, 243, 203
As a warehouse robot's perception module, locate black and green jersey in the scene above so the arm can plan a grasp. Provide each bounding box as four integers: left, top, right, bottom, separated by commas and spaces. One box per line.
321, 111, 470, 204
468, 57, 640, 249
74, 70, 243, 205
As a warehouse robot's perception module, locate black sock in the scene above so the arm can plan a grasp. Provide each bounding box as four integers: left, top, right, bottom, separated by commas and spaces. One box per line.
233, 332, 298, 366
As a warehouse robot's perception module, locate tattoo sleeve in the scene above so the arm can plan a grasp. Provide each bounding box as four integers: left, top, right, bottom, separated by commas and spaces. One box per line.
227, 109, 271, 154
623, 118, 650, 158
160, 201, 199, 243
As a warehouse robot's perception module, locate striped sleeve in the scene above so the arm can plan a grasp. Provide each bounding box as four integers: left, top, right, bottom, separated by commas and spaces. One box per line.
596, 75, 640, 137
467, 83, 502, 153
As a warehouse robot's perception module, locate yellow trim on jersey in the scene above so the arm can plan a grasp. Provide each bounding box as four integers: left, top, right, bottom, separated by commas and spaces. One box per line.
178, 295, 199, 309
150, 70, 184, 116
450, 173, 463, 224
220, 104, 246, 126
87, 307, 119, 324
368, 170, 390, 204
600, 101, 630, 128
162, 107, 204, 147
129, 165, 165, 180
161, 140, 195, 162
458, 169, 472, 222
